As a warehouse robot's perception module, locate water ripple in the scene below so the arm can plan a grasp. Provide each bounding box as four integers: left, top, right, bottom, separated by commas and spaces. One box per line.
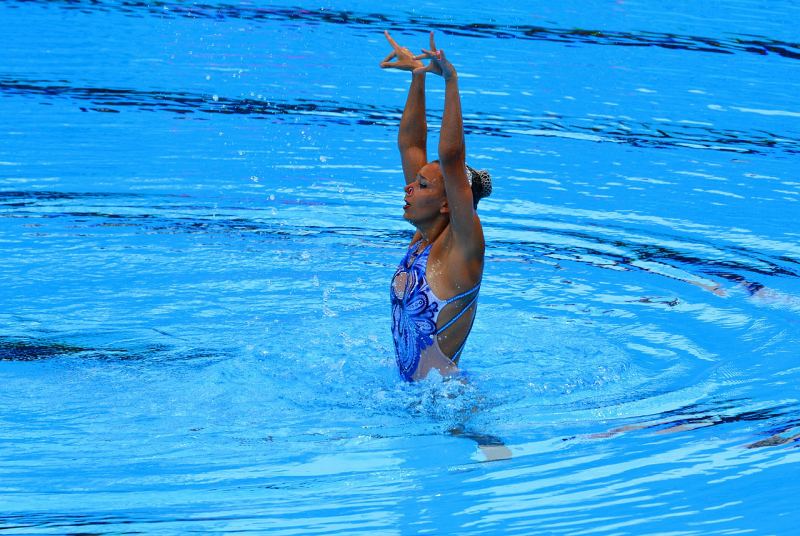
9, 1, 800, 61
2, 78, 798, 155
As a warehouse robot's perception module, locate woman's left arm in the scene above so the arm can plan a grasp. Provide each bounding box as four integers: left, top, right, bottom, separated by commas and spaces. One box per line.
420, 35, 484, 259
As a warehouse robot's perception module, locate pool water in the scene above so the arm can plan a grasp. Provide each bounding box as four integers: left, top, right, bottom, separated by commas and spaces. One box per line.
2, 1, 799, 534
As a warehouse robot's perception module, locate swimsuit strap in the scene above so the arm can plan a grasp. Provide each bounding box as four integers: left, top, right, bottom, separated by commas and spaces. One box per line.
450, 310, 478, 363
443, 281, 481, 305
435, 290, 480, 336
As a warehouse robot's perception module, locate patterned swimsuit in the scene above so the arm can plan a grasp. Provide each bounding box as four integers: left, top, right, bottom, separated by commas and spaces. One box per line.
390, 240, 481, 381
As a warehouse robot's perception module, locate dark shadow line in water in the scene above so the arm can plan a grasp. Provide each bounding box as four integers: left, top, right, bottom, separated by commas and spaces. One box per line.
477, 226, 798, 292
0, 514, 137, 532
631, 242, 799, 279
4, 188, 797, 296
658, 402, 795, 429
491, 223, 799, 282
2, 508, 358, 532
5, 184, 797, 285
0, 335, 217, 363
5, 189, 796, 283
0, 337, 95, 361
3, 200, 412, 251
0, 190, 189, 203
587, 399, 800, 449
0, 510, 247, 531
11, 1, 800, 61
2, 77, 799, 156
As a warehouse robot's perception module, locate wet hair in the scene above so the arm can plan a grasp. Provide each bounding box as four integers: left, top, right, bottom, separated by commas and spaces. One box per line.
466, 165, 492, 209
429, 160, 493, 209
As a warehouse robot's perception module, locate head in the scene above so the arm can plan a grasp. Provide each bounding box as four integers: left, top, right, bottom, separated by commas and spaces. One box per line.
403, 161, 493, 225
403, 161, 448, 226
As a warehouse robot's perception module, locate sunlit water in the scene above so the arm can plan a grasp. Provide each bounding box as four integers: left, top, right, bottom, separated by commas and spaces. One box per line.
1, 1, 799, 534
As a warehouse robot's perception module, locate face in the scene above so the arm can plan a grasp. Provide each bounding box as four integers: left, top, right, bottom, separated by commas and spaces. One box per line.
403, 162, 448, 224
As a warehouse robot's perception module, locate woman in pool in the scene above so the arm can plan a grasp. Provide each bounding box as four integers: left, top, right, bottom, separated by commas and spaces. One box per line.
381, 31, 492, 381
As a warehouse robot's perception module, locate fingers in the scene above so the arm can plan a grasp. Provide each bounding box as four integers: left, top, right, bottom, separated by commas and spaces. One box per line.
419, 47, 447, 64
379, 49, 396, 69
384, 30, 400, 50
381, 59, 406, 69
382, 30, 446, 73
381, 58, 422, 70
420, 48, 442, 60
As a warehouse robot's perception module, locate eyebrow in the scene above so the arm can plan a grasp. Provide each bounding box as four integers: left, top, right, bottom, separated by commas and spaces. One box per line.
417, 172, 431, 182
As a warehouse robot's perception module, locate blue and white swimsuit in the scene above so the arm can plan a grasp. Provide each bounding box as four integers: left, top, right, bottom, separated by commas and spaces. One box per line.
390, 240, 481, 381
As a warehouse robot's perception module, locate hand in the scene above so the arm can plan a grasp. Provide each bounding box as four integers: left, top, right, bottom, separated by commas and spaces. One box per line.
414, 32, 457, 81
380, 30, 426, 72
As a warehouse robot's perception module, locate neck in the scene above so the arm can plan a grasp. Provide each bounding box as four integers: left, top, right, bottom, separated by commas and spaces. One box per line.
415, 217, 449, 245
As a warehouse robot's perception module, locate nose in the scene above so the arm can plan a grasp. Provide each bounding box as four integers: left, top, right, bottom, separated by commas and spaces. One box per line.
405, 184, 414, 195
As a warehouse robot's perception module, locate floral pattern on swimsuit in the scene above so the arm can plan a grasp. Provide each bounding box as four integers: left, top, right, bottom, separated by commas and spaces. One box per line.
390, 244, 438, 381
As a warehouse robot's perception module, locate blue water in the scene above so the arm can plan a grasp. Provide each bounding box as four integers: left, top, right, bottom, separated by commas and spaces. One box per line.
2, 1, 799, 534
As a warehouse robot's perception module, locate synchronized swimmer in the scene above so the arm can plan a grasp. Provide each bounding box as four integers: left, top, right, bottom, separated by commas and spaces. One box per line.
381, 32, 492, 382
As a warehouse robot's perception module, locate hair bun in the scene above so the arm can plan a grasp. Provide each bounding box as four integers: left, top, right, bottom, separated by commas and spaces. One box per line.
466, 165, 492, 203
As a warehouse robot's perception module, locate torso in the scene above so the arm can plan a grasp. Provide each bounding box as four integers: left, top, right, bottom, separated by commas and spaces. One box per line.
390, 238, 481, 381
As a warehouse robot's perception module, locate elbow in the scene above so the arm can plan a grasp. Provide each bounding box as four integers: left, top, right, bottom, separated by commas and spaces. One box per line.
398, 131, 425, 152
398, 139, 423, 152
438, 143, 464, 165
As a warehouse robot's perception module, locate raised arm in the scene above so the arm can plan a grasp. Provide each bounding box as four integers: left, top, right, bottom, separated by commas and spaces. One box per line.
380, 31, 428, 184
420, 35, 484, 257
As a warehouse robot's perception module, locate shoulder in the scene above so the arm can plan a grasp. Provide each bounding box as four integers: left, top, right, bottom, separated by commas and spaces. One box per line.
449, 212, 485, 262
431, 226, 484, 281
435, 223, 484, 256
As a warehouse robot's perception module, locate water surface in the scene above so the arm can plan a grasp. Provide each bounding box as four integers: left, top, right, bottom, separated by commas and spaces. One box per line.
1, 1, 799, 534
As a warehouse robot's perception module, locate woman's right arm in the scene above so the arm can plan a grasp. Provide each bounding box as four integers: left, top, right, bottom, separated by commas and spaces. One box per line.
381, 31, 427, 184
397, 71, 427, 184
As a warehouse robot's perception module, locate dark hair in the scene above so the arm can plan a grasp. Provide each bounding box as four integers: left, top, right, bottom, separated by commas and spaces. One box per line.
466, 165, 492, 209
